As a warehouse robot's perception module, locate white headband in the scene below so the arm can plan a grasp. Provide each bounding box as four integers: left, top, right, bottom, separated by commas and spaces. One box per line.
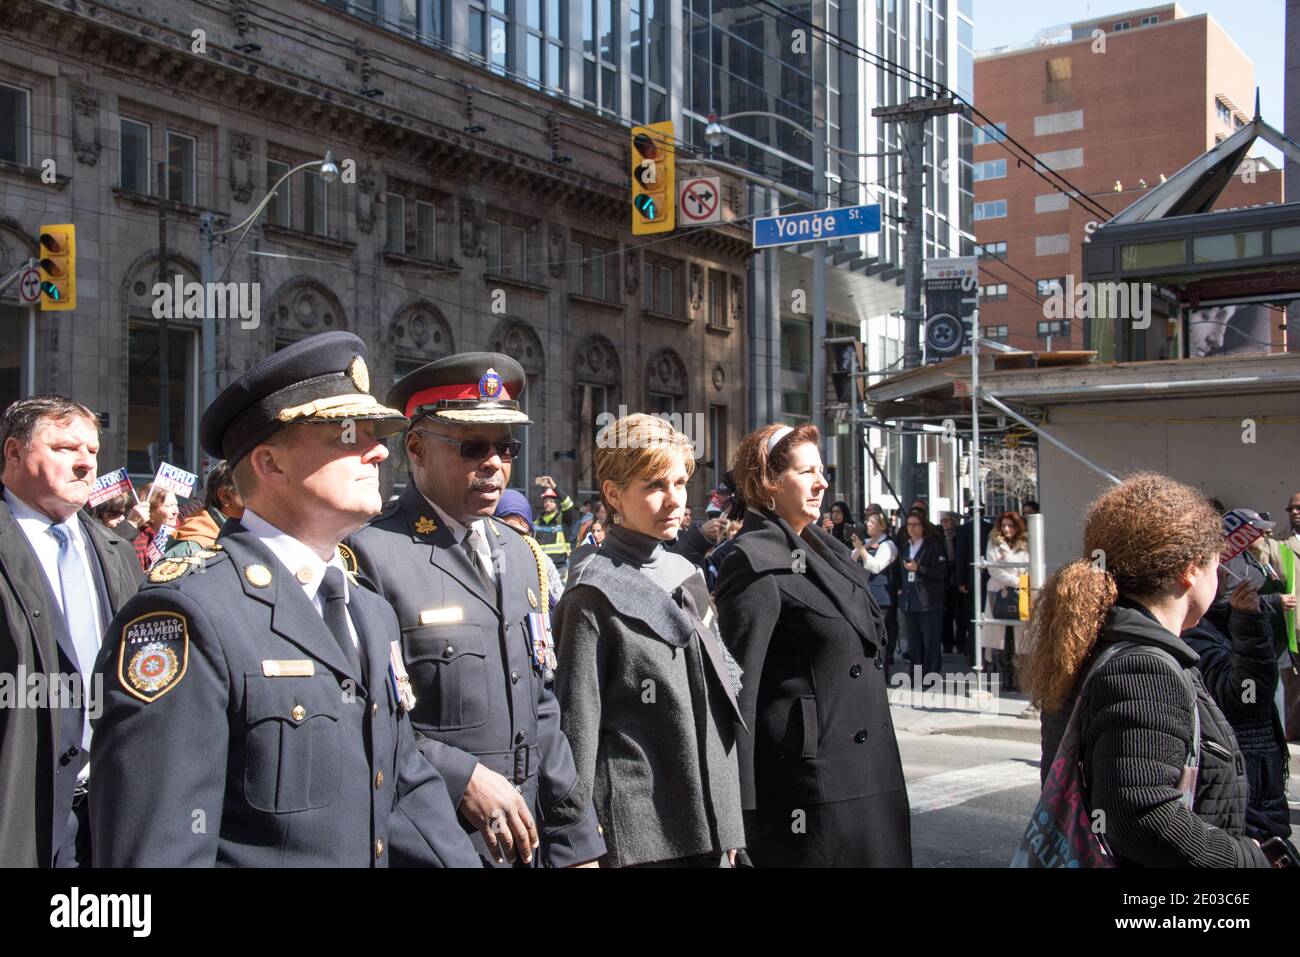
766, 426, 794, 454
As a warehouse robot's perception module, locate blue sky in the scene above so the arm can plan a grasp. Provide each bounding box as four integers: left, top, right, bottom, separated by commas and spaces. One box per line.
973, 1, 1287, 160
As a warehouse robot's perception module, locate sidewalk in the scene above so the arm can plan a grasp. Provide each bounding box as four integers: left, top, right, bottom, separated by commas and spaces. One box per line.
887, 653, 1300, 774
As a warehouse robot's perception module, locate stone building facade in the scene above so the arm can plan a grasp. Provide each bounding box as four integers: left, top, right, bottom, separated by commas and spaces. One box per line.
0, 0, 752, 503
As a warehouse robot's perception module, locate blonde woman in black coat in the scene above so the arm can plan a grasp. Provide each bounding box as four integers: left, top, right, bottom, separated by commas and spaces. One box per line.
714, 423, 911, 867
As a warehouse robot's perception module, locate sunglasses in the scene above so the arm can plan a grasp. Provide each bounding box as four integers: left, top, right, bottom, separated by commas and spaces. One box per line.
1286, 505, 1300, 512
413, 430, 521, 461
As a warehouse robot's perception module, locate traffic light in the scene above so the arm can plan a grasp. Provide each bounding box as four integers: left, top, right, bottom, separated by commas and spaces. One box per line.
630, 121, 675, 236
38, 224, 76, 311
828, 340, 866, 404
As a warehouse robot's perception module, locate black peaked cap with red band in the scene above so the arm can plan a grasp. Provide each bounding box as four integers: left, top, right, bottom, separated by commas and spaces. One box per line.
387, 352, 531, 427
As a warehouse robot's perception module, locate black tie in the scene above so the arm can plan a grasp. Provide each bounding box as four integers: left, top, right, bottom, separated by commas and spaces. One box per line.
319, 567, 364, 681
462, 527, 495, 596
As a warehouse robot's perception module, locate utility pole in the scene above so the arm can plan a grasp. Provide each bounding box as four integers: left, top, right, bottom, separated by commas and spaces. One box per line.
157, 160, 171, 470
872, 94, 963, 510
811, 29, 828, 461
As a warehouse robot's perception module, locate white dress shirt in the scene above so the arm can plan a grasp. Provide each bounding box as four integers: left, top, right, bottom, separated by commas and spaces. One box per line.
3, 488, 108, 657
239, 507, 358, 649
424, 496, 496, 582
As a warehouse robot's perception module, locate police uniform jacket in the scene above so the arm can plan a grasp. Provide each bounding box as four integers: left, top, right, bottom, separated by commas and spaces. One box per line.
89, 521, 480, 867
347, 482, 605, 867
0, 490, 141, 867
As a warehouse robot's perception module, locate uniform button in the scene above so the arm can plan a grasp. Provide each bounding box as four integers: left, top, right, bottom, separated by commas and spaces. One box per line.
511, 671, 520, 684
371, 701, 379, 717
375, 770, 384, 789
850, 664, 862, 678
854, 729, 868, 744
291, 704, 306, 722
443, 645, 455, 658
374, 839, 384, 859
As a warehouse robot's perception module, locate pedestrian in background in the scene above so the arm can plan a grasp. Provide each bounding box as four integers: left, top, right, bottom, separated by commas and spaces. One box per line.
129, 482, 179, 571
852, 511, 899, 667
940, 512, 960, 655
166, 459, 244, 558
715, 423, 910, 867
90, 491, 149, 541
1023, 473, 1270, 867
495, 488, 565, 613
1183, 576, 1291, 842
827, 500, 853, 545
554, 413, 745, 867
899, 508, 949, 678
982, 511, 1029, 684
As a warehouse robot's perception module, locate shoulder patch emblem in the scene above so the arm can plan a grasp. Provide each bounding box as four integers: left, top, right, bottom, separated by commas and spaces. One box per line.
337, 542, 359, 574
414, 515, 437, 535
118, 611, 189, 702
148, 557, 194, 583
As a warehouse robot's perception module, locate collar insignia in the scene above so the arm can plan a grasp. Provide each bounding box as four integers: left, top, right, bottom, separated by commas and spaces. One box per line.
414, 515, 437, 535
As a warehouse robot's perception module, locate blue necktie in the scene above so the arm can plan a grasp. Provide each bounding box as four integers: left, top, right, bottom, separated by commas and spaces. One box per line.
50, 523, 102, 749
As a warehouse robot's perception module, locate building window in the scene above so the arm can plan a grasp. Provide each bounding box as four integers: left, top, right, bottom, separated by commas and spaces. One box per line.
707, 271, 728, 327
977, 240, 1007, 259
486, 220, 529, 281
972, 159, 1006, 181
980, 283, 1008, 301
1045, 57, 1072, 104
266, 159, 291, 227
128, 324, 197, 476
1036, 277, 1066, 297
640, 260, 675, 313
120, 118, 151, 194
1215, 99, 1235, 126
581, 0, 618, 113
468, 0, 510, 72
385, 193, 406, 253
985, 325, 1009, 341
0, 304, 29, 405
304, 169, 328, 236
1113, 20, 1130, 31
0, 82, 31, 166
415, 201, 437, 259
972, 122, 1007, 145
569, 239, 612, 299
166, 131, 196, 206
578, 382, 608, 494
974, 200, 1007, 220
1140, 15, 1158, 26
708, 404, 728, 491
568, 241, 584, 293
1037, 320, 1070, 337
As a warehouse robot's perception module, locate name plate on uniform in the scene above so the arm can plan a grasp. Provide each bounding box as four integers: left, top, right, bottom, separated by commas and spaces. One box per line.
420, 606, 464, 625
262, 659, 316, 677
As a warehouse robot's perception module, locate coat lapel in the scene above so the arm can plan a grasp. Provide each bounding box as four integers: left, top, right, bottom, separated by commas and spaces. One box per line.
220, 525, 362, 685
398, 484, 500, 618
82, 516, 139, 612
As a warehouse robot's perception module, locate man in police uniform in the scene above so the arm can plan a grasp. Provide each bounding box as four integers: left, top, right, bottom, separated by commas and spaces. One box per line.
347, 353, 605, 867
90, 332, 480, 867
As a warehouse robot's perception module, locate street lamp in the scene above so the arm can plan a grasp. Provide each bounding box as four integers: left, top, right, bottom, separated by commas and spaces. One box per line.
199, 150, 339, 437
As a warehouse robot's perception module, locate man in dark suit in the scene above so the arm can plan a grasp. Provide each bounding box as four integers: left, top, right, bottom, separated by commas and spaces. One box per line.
0, 395, 142, 868
347, 353, 605, 868
89, 332, 478, 867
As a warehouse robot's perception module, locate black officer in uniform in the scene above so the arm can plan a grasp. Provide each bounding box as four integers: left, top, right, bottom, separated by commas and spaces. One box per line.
347, 353, 605, 868
90, 331, 480, 867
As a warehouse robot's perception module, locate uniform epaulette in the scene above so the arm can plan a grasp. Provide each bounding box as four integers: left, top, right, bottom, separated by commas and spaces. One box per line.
146, 546, 225, 585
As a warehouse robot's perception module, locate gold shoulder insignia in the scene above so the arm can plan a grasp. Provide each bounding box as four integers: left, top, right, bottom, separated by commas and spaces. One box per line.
337, 542, 359, 574
148, 557, 196, 584
414, 515, 437, 535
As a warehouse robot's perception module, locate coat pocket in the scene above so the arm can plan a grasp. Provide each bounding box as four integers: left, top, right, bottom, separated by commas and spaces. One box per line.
799, 695, 819, 759
402, 623, 490, 731
243, 674, 343, 813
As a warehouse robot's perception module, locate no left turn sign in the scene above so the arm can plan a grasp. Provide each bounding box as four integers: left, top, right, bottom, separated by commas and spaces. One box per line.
679, 176, 722, 225
17, 266, 40, 304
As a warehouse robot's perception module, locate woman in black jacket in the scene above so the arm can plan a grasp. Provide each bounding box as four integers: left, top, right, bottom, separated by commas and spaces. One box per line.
1023, 473, 1270, 867
714, 423, 911, 867
899, 509, 949, 678
1183, 579, 1291, 842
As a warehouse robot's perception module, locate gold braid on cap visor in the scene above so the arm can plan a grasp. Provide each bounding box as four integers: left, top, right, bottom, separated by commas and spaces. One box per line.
276, 393, 404, 423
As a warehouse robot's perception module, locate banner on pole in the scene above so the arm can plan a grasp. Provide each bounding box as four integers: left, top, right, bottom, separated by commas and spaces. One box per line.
1221, 509, 1266, 562
144, 524, 175, 567
924, 256, 980, 364
152, 462, 197, 499
89, 468, 133, 507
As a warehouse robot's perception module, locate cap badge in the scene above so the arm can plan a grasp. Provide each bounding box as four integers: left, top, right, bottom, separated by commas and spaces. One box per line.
347, 355, 370, 394
478, 368, 503, 400
244, 563, 273, 588
414, 515, 437, 535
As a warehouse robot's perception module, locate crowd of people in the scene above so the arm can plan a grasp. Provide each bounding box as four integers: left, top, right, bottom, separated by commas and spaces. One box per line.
0, 330, 1295, 869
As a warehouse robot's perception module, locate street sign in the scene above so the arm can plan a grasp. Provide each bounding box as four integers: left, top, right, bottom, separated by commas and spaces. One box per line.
752, 204, 880, 249
678, 176, 721, 225
17, 266, 40, 304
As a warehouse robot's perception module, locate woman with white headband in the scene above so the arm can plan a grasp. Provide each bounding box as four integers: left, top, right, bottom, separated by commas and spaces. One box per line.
713, 423, 911, 867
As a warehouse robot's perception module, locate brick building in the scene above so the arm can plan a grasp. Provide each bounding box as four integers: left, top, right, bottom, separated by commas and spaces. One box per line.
971, 3, 1284, 351
0, 0, 752, 502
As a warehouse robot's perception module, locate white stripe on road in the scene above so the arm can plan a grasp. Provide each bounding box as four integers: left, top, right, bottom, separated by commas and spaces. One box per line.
907, 761, 1042, 814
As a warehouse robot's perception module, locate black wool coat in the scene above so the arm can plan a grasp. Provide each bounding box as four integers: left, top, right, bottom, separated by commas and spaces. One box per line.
1040, 600, 1271, 867
714, 509, 908, 813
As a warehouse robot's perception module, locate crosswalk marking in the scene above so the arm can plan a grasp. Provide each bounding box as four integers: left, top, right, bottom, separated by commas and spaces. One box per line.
906, 761, 1042, 814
